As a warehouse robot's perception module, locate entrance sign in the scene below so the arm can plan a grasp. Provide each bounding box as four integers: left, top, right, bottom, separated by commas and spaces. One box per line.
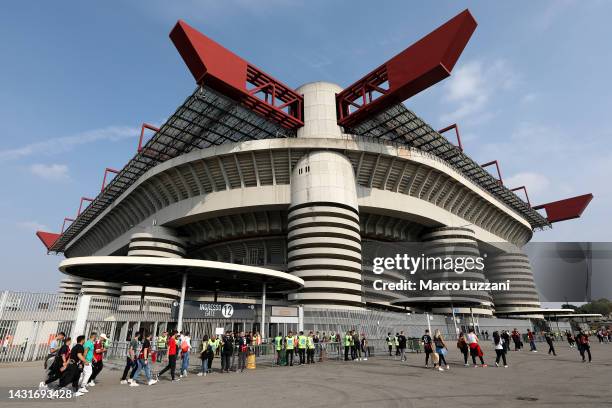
171, 301, 255, 320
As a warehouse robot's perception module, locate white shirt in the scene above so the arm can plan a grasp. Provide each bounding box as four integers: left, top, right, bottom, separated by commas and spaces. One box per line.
466, 333, 478, 344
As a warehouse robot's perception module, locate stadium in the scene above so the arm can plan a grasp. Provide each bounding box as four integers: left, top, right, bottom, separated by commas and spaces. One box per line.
35, 9, 593, 341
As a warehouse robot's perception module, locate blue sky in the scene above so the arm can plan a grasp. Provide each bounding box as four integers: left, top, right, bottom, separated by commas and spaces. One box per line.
1, 0, 610, 291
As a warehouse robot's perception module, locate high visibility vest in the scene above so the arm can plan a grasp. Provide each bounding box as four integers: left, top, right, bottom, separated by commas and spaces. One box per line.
344, 335, 351, 347
307, 336, 315, 349
298, 335, 307, 349
274, 336, 283, 351
157, 335, 167, 349
386, 336, 393, 346
394, 336, 399, 346
212, 339, 220, 352
285, 336, 295, 350
349, 336, 355, 346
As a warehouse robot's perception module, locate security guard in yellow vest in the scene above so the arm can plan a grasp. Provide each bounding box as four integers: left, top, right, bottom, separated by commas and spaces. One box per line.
156, 331, 168, 363
306, 331, 316, 364
344, 331, 352, 361
386, 332, 394, 356
285, 331, 295, 366
274, 332, 284, 366
297, 331, 307, 365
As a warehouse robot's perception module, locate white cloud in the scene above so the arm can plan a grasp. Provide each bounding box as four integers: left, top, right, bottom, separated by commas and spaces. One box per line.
521, 93, 537, 104
29, 163, 70, 182
505, 172, 551, 195
440, 60, 517, 124
0, 125, 139, 162
17, 220, 48, 231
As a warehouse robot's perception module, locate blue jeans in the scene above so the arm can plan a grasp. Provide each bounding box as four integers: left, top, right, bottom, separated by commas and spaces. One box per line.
200, 358, 208, 374
133, 359, 152, 382
181, 352, 190, 373
530, 340, 537, 351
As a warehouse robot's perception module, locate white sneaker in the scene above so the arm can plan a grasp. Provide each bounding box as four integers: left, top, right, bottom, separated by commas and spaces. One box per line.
120, 380, 128, 384
78, 387, 88, 393
464, 364, 469, 367
495, 362, 499, 367
445, 365, 450, 370
87, 381, 95, 387
438, 367, 444, 372
504, 365, 508, 368
74, 391, 84, 397
197, 372, 203, 376
147, 379, 157, 385
127, 378, 133, 384
38, 381, 47, 389
129, 382, 139, 387
363, 358, 368, 361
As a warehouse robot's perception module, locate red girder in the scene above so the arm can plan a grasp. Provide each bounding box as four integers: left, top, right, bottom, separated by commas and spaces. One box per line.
101, 168, 120, 192
533, 194, 594, 223
336, 9, 477, 128
77, 197, 95, 216
481, 160, 503, 185
35, 231, 60, 250
61, 217, 75, 234
137, 123, 160, 152
438, 123, 463, 151
510, 186, 531, 207
170, 20, 303, 130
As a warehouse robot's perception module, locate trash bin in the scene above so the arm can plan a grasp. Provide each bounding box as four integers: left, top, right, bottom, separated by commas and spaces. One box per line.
247, 353, 256, 369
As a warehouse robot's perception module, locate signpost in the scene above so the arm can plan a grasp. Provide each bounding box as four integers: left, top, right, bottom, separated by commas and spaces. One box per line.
171, 301, 256, 320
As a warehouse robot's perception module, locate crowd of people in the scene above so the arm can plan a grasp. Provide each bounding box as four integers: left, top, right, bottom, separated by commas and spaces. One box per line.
37, 325, 602, 396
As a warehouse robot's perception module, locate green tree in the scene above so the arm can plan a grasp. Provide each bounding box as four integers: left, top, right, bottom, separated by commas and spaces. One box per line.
576, 298, 612, 316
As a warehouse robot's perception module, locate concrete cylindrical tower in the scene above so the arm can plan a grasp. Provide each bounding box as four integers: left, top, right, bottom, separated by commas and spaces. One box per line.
420, 227, 494, 316
485, 247, 541, 314
296, 82, 344, 139
127, 227, 186, 258
58, 277, 82, 311
287, 150, 364, 309
118, 226, 184, 313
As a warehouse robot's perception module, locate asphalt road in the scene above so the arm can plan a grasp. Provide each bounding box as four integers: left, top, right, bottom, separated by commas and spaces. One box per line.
0, 341, 609, 408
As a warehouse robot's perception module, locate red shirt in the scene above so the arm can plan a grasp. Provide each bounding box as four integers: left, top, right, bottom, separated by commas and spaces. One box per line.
93, 340, 104, 362
168, 336, 177, 356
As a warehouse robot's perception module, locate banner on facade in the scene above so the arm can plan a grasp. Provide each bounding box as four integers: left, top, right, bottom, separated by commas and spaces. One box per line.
171, 301, 256, 320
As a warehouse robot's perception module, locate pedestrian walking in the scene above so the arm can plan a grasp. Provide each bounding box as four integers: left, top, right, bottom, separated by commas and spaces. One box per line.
527, 329, 537, 352
130, 331, 157, 386
398, 331, 407, 362
575, 329, 592, 363
433, 330, 449, 370
121, 333, 139, 384
157, 331, 179, 382
421, 329, 433, 367
386, 332, 394, 356
493, 331, 508, 367
78, 333, 96, 392
545, 332, 556, 356
467, 328, 487, 367
88, 333, 107, 386
456, 332, 469, 366
180, 331, 191, 377
57, 335, 88, 397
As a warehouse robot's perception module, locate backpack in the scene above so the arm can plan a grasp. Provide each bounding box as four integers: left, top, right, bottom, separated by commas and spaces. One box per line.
181, 340, 189, 353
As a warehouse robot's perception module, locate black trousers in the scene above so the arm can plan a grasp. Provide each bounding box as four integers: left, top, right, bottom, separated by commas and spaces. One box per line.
344, 346, 349, 361
307, 349, 315, 364
424, 349, 432, 365
461, 350, 468, 364
58, 362, 81, 390
207, 355, 214, 372
120, 358, 135, 381
286, 349, 294, 366
298, 348, 306, 364
547, 342, 556, 355
221, 354, 231, 371
495, 349, 507, 365
388, 345, 392, 356
89, 360, 103, 381
470, 347, 485, 365
158, 354, 177, 379
579, 344, 592, 362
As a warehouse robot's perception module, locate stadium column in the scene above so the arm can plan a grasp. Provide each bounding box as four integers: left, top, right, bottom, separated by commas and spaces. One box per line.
127, 226, 187, 331
421, 227, 494, 316
288, 82, 364, 309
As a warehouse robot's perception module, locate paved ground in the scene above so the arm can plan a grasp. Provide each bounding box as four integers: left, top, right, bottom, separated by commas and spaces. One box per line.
0, 342, 610, 408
